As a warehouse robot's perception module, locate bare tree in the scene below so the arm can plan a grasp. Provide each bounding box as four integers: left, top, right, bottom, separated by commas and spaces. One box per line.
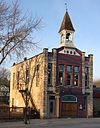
93, 79, 100, 87
0, 67, 10, 87
0, 0, 41, 65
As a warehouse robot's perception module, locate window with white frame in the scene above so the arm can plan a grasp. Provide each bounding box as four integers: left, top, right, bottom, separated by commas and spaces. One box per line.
58, 64, 64, 85
66, 65, 72, 86
74, 66, 79, 86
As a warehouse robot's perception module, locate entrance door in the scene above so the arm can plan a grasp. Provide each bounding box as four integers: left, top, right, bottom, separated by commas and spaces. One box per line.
61, 103, 77, 117
49, 100, 55, 117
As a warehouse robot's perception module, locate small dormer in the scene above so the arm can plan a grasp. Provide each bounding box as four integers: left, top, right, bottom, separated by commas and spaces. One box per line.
59, 11, 75, 48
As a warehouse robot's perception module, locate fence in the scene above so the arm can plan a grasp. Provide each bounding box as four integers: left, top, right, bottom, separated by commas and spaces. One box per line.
0, 106, 24, 120
0, 106, 40, 120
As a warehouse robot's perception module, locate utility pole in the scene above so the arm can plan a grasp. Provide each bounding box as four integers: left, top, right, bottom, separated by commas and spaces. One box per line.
24, 88, 28, 124
19, 87, 28, 124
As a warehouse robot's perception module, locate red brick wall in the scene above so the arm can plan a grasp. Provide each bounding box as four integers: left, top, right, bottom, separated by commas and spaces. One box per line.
57, 53, 82, 88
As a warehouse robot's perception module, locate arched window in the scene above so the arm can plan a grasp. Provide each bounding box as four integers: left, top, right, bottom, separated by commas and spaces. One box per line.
62, 95, 77, 102
66, 33, 70, 40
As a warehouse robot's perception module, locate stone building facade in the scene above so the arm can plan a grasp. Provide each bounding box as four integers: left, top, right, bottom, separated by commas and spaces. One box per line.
10, 11, 93, 118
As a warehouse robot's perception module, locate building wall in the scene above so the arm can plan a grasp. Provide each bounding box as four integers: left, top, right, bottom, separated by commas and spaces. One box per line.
85, 54, 93, 117
10, 47, 93, 118
10, 49, 48, 118
57, 52, 82, 87
51, 48, 93, 118
93, 88, 100, 117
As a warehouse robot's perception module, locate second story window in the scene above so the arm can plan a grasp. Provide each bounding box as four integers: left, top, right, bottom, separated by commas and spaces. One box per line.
48, 63, 52, 85
66, 65, 72, 86
85, 67, 89, 87
74, 66, 79, 86
58, 64, 64, 85
26, 68, 29, 85
17, 71, 20, 89
13, 73, 15, 89
36, 64, 40, 86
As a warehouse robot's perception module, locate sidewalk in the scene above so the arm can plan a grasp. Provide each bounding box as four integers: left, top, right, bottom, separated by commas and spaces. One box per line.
0, 119, 40, 128
0, 118, 100, 128
0, 120, 26, 128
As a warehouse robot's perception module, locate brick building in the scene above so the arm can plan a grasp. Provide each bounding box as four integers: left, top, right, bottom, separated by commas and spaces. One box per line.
10, 11, 93, 118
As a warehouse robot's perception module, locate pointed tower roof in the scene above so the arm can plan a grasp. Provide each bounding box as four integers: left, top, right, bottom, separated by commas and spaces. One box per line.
59, 11, 75, 33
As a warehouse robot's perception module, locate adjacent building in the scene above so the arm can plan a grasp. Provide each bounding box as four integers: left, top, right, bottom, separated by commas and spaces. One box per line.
93, 87, 100, 117
0, 85, 9, 105
10, 10, 93, 118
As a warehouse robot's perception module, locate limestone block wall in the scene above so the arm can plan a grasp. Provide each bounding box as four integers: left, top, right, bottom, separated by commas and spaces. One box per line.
81, 52, 93, 117
87, 54, 93, 117
10, 52, 46, 118
41, 48, 48, 118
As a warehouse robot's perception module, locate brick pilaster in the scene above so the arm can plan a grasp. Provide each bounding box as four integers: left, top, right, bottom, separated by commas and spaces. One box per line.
82, 52, 85, 94
41, 48, 48, 118
52, 48, 57, 92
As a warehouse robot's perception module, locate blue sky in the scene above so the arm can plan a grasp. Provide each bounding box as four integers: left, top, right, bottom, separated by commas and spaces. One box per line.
5, 0, 100, 80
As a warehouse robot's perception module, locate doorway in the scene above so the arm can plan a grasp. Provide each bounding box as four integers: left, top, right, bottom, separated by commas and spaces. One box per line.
49, 95, 55, 118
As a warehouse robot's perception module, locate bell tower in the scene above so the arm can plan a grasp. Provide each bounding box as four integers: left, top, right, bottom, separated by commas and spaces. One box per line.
59, 10, 75, 48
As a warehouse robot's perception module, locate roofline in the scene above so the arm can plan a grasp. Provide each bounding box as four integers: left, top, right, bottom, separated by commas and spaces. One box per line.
11, 52, 43, 67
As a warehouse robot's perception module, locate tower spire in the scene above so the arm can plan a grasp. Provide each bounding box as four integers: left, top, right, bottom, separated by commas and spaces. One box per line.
59, 11, 75, 33
59, 8, 75, 48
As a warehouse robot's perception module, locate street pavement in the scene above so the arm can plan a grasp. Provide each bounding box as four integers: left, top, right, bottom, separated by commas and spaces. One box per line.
0, 118, 100, 128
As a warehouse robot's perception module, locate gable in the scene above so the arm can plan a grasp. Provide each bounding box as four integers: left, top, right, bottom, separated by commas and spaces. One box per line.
58, 47, 81, 56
